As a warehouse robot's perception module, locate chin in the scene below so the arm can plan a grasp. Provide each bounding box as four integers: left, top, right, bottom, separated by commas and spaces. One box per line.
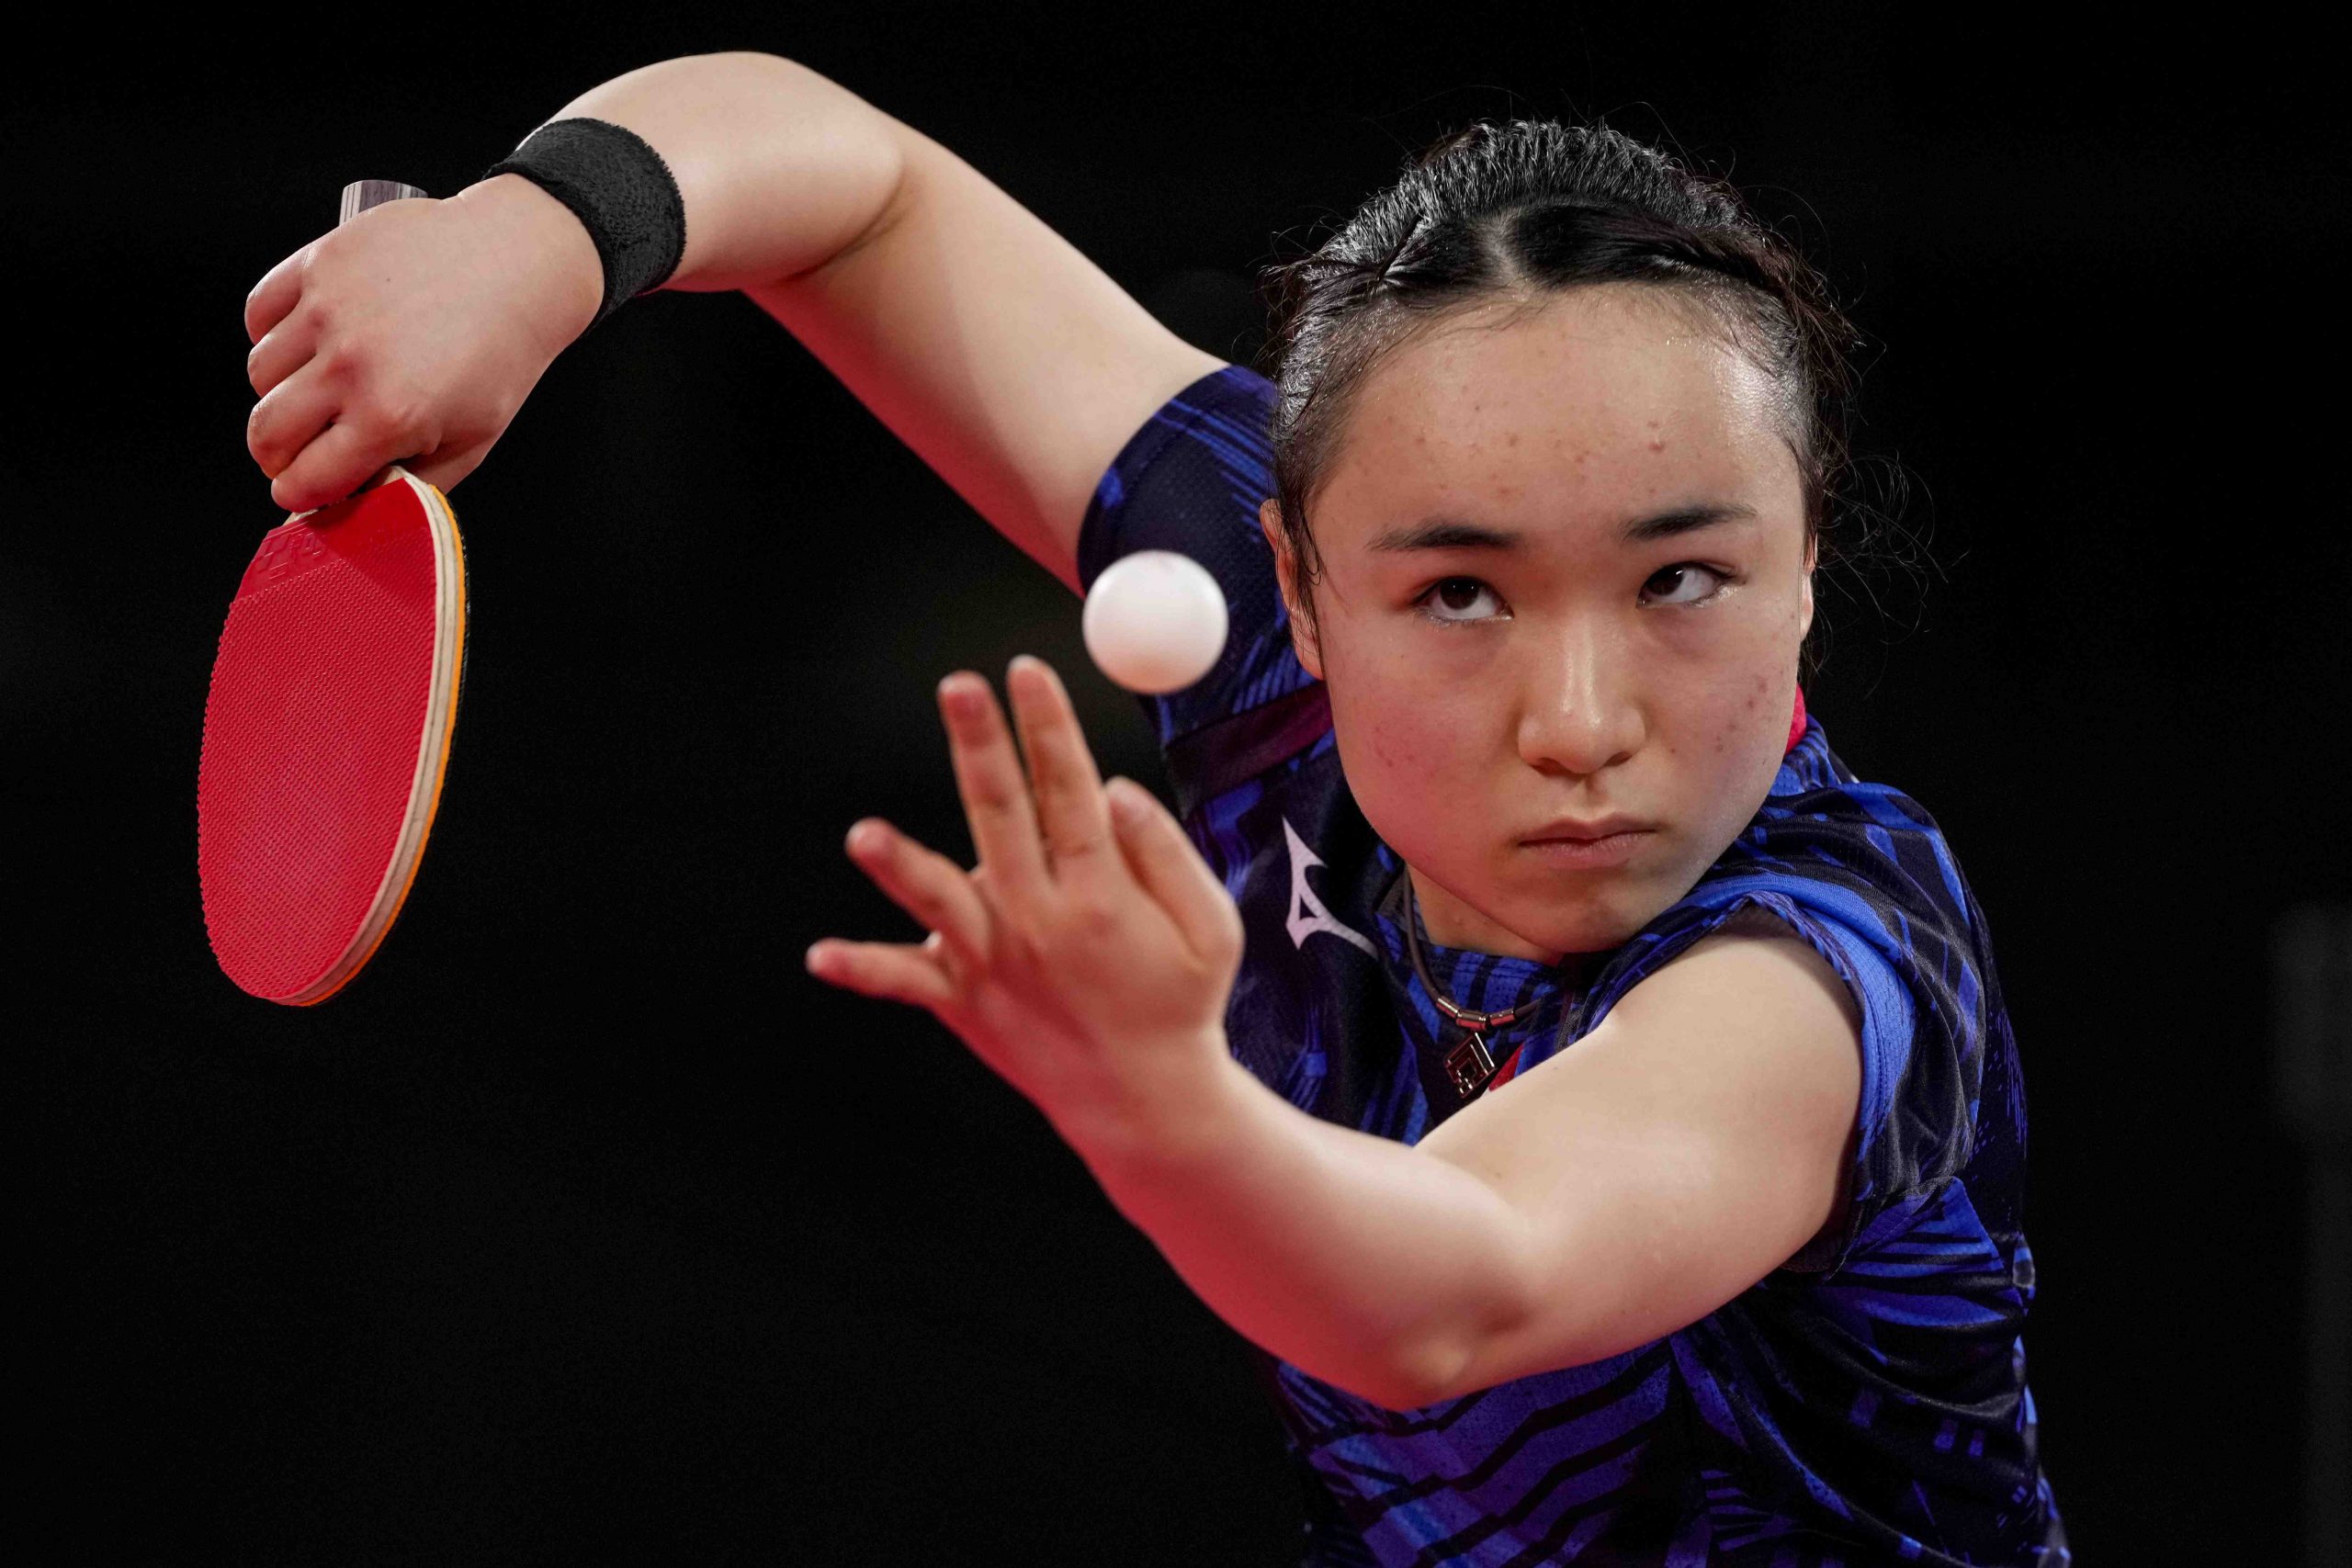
1517, 891, 1647, 958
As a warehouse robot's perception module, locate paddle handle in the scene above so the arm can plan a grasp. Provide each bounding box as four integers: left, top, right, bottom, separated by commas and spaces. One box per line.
340, 179, 427, 225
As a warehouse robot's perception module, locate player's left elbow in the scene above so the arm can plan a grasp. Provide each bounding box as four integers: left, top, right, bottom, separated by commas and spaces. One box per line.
1389, 1343, 1464, 1411
1320, 1335, 1460, 1413
1358, 1358, 1447, 1413
1387, 1314, 1509, 1410
1396, 1255, 1558, 1407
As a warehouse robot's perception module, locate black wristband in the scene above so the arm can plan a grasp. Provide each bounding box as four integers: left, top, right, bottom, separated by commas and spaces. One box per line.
484, 118, 687, 330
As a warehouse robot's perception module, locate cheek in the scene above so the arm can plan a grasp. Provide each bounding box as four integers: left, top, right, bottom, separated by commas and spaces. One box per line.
1701, 667, 1781, 761
1359, 700, 1454, 781
1749, 670, 1798, 788
1706, 592, 1802, 751
1333, 682, 1473, 825
1326, 639, 1456, 779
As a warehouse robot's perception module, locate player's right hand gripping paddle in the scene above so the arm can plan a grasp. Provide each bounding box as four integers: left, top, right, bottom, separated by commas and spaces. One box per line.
199, 179, 469, 1005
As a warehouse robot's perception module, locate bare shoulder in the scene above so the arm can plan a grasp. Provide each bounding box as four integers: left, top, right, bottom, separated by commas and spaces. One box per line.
1637, 902, 1864, 1045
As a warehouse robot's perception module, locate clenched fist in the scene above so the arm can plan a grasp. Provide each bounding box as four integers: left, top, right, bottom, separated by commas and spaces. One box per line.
243, 175, 602, 513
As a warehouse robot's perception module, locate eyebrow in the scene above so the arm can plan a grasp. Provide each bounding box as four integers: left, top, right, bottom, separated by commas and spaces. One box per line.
1364, 503, 1761, 554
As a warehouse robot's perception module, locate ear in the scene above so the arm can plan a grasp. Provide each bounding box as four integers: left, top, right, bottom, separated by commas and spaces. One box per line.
1798, 529, 1816, 645
1259, 498, 1325, 681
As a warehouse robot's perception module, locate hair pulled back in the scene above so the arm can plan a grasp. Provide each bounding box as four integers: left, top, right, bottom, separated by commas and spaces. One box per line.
1254, 118, 1887, 684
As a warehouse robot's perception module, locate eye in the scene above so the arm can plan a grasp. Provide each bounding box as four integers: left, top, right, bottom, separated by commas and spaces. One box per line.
1411, 563, 1736, 627
1645, 563, 1734, 607
1415, 577, 1505, 626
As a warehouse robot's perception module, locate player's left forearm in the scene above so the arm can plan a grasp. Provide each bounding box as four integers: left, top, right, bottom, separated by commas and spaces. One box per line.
1061, 1046, 1532, 1411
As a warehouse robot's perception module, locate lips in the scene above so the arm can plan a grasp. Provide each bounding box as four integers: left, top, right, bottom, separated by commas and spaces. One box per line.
1522, 818, 1653, 843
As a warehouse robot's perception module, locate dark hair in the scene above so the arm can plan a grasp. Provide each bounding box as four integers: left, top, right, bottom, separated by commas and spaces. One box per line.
1252, 117, 1913, 686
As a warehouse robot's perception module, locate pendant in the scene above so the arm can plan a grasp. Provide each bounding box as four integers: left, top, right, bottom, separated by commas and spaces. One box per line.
1443, 1030, 1499, 1099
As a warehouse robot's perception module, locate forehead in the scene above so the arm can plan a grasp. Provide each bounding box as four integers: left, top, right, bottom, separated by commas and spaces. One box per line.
1318, 285, 1793, 539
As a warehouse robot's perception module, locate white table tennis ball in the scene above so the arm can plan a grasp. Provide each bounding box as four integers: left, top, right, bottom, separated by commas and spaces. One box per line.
1082, 549, 1228, 694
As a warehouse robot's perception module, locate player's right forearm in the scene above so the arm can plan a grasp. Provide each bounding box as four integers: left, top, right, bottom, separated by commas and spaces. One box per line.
459, 51, 907, 319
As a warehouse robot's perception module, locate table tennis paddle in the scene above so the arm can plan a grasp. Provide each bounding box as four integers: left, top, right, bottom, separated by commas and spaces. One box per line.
198, 178, 469, 1005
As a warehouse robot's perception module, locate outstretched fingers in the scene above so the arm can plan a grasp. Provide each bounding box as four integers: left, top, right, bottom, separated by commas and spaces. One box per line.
808, 818, 994, 1007
1005, 656, 1122, 894
805, 931, 961, 1011
939, 672, 1054, 916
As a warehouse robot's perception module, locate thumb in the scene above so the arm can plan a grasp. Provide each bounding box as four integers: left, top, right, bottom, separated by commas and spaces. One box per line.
1107, 777, 1241, 968
402, 435, 494, 499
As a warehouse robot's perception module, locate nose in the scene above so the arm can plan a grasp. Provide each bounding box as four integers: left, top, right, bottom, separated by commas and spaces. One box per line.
1512, 618, 1644, 777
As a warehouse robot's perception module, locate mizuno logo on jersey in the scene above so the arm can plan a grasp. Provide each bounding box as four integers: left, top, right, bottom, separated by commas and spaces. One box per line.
1281, 816, 1376, 958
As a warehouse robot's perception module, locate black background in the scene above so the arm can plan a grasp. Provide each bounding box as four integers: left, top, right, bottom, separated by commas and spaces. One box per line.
15, 5, 2346, 1562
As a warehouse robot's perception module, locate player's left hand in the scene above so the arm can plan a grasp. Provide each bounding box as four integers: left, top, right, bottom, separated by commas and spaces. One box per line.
805, 655, 1243, 1145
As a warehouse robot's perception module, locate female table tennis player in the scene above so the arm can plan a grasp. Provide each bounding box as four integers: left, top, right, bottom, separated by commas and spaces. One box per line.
243, 52, 2067, 1566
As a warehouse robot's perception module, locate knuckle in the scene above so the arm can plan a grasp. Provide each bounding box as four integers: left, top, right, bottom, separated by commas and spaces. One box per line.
381, 389, 434, 434
1063, 894, 1122, 944
971, 784, 1025, 821
246, 404, 281, 468
1051, 832, 1109, 865
356, 388, 431, 446
311, 339, 356, 385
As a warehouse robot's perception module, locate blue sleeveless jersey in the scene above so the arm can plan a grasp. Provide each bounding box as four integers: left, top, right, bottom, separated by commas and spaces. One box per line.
1075, 364, 2068, 1567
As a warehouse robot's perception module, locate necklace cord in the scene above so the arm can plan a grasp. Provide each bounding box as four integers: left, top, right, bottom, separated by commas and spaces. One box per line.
1400, 875, 1520, 1097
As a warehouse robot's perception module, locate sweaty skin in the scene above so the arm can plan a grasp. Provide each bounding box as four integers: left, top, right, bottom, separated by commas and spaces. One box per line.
1260, 284, 1815, 965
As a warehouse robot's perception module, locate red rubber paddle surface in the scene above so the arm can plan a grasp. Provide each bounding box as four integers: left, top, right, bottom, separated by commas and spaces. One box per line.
198, 479, 458, 1003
